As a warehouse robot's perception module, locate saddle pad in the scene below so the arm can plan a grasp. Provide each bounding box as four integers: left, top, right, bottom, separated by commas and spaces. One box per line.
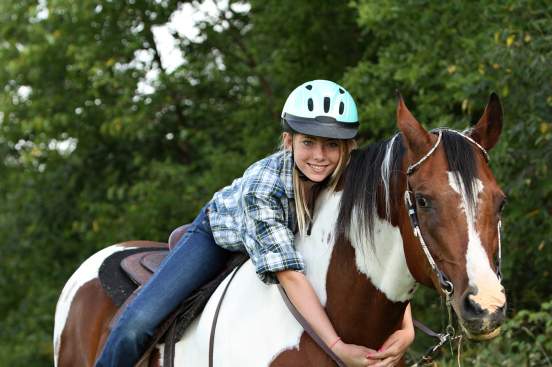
98, 247, 168, 307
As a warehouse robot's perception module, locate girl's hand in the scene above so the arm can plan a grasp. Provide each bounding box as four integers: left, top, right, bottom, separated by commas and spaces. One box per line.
333, 340, 378, 367
365, 327, 415, 367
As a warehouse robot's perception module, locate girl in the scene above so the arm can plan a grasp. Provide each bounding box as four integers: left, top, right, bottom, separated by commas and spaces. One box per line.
95, 80, 414, 367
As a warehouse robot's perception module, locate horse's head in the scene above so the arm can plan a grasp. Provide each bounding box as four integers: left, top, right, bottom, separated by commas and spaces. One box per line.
397, 94, 506, 340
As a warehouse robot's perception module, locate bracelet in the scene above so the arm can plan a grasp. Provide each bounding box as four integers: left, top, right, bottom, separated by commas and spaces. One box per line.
329, 337, 341, 349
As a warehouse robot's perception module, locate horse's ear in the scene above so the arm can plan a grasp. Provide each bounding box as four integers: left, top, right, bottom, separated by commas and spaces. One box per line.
468, 93, 503, 151
396, 92, 432, 156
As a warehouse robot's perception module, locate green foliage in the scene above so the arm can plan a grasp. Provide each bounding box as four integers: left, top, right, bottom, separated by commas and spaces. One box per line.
438, 300, 552, 366
0, 0, 550, 365
466, 301, 552, 367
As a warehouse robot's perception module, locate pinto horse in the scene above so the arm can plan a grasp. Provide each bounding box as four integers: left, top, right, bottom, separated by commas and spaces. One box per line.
54, 94, 506, 366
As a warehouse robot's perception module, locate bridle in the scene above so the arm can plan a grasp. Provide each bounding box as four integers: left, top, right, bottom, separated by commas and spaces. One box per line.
404, 129, 503, 366
403, 129, 502, 295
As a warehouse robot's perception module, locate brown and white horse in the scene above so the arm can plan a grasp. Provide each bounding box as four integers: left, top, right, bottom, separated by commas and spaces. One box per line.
54, 95, 506, 366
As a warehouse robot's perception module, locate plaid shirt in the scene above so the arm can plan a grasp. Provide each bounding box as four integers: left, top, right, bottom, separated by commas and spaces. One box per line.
207, 150, 304, 284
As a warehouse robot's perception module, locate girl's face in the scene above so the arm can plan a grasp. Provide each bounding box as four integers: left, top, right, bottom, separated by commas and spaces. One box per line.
284, 133, 341, 182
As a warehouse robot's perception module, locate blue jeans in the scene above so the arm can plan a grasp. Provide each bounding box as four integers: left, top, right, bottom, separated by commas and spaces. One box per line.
95, 205, 232, 367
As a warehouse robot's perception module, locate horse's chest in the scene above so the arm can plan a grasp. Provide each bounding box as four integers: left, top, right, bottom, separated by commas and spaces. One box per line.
298, 191, 417, 303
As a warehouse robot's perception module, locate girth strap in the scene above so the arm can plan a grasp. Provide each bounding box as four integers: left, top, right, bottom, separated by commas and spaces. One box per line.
208, 263, 244, 367
277, 285, 347, 367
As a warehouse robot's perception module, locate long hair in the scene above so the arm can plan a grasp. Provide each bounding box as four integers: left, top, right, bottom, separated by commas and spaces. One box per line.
282, 134, 357, 235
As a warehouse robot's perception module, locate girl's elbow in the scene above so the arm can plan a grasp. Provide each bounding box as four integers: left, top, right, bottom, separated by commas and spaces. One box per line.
276, 269, 305, 284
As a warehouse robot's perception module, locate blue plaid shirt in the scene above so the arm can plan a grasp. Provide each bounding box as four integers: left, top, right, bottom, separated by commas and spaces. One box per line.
207, 150, 304, 284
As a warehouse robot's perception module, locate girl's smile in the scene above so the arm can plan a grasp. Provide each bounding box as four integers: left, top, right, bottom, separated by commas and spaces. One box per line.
284, 133, 341, 182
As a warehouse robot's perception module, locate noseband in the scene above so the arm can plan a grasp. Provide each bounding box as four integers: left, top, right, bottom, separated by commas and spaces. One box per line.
404, 129, 502, 298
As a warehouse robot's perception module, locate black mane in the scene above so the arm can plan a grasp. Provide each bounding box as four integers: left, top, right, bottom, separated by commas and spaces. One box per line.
337, 130, 479, 244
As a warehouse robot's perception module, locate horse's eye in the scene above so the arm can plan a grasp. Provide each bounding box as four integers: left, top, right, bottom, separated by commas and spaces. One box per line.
499, 198, 507, 213
416, 195, 429, 208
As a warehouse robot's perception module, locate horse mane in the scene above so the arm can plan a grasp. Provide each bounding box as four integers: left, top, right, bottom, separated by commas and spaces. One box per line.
337, 129, 479, 246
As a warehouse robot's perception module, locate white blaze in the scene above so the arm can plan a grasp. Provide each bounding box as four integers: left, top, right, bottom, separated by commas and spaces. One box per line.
448, 172, 505, 312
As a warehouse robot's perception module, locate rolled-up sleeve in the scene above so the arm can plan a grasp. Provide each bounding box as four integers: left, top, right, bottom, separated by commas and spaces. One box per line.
242, 192, 304, 284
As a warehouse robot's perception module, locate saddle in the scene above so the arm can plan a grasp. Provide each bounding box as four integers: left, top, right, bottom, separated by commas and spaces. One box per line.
98, 224, 248, 367
98, 225, 190, 308
121, 224, 191, 290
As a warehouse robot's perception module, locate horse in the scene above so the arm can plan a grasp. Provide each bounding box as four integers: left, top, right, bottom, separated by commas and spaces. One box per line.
53, 94, 507, 366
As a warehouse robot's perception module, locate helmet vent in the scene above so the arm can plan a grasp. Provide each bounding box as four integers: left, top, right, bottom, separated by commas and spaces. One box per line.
324, 97, 330, 113
306, 85, 313, 90
308, 98, 314, 111
339, 101, 344, 114
339, 88, 345, 94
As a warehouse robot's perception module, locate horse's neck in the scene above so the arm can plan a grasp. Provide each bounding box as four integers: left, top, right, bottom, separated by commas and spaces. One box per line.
295, 190, 342, 305
295, 189, 417, 346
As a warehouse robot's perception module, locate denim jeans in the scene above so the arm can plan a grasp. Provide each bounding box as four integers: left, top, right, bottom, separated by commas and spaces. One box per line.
95, 205, 232, 367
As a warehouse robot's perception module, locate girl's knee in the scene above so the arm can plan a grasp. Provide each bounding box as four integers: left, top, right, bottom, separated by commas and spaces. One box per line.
117, 308, 156, 342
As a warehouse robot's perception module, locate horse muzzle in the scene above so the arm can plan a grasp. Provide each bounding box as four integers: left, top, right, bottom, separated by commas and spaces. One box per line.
456, 285, 506, 340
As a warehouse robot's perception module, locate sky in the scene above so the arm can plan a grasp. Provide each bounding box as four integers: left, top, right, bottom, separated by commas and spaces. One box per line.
136, 0, 249, 94
152, 0, 250, 72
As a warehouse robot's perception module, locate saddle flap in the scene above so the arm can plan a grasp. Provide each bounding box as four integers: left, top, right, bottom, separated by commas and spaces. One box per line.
141, 252, 168, 273
121, 250, 169, 286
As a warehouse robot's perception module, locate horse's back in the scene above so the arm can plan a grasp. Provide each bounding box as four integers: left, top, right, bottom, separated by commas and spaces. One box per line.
173, 260, 304, 366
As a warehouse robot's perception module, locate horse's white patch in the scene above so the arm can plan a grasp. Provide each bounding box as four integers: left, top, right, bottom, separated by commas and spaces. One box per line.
172, 190, 341, 366
448, 172, 505, 312
349, 208, 417, 302
53, 244, 133, 366
157, 344, 165, 366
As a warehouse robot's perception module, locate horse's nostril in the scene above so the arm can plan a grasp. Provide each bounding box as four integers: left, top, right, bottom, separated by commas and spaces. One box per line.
495, 303, 507, 318
462, 290, 485, 318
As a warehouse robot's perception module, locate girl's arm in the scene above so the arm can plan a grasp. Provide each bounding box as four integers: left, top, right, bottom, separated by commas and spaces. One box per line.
366, 303, 415, 367
277, 270, 376, 367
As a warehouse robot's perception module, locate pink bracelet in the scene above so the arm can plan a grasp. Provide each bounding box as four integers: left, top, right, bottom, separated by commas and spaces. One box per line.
329, 337, 341, 349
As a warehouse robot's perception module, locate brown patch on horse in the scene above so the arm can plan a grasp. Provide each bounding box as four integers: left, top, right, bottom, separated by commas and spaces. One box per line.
270, 234, 407, 366
57, 279, 117, 367
270, 333, 337, 367
147, 347, 162, 367
326, 234, 408, 349
57, 241, 168, 367
474, 162, 505, 270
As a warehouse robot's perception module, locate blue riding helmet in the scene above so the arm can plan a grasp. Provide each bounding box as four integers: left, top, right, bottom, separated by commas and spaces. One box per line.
281, 80, 359, 139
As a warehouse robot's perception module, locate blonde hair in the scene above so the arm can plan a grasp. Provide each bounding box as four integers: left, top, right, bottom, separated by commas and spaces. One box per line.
282, 135, 357, 235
